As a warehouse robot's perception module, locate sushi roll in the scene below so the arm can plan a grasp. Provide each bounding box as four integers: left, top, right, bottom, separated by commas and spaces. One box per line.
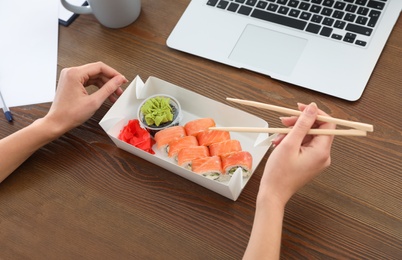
154, 126, 186, 153
221, 151, 253, 178
209, 139, 242, 157
177, 146, 210, 170
167, 135, 198, 159
196, 130, 230, 147
191, 156, 223, 180
184, 118, 216, 137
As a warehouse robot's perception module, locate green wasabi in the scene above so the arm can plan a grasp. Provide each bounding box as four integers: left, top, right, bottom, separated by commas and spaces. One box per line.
140, 96, 173, 127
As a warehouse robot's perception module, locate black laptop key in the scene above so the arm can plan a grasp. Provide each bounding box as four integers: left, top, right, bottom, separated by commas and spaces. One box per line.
228, 2, 240, 11
355, 0, 368, 6
368, 10, 380, 27
320, 26, 333, 36
268, 3, 279, 12
357, 7, 369, 15
334, 20, 346, 29
367, 0, 385, 10
288, 0, 299, 8
289, 9, 301, 17
256, 1, 268, 9
299, 2, 311, 10
300, 12, 312, 20
251, 9, 307, 30
355, 40, 367, 47
356, 16, 368, 25
321, 7, 333, 16
346, 4, 358, 13
311, 14, 323, 23
334, 1, 346, 10
217, 0, 229, 9
306, 23, 321, 34
323, 17, 334, 26
310, 5, 322, 13
333, 10, 344, 19
323, 0, 335, 7
246, 0, 258, 7
344, 13, 356, 22
346, 23, 373, 36
278, 6, 290, 15
207, 0, 219, 6
343, 32, 356, 43
238, 5, 253, 15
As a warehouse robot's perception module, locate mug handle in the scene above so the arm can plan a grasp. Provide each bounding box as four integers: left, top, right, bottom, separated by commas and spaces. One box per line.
60, 0, 92, 14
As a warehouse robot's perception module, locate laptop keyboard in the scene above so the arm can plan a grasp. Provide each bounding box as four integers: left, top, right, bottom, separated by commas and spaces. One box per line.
206, 0, 387, 47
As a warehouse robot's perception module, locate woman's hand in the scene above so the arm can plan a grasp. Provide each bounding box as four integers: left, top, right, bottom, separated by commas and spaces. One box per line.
0, 62, 128, 181
45, 61, 128, 135
244, 102, 336, 260
259, 102, 336, 207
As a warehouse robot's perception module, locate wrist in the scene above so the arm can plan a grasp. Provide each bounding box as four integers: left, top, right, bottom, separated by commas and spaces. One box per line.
34, 116, 68, 141
256, 186, 287, 213
244, 186, 286, 260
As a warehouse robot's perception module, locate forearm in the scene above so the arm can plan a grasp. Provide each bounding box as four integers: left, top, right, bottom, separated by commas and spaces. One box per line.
243, 191, 285, 260
0, 117, 64, 182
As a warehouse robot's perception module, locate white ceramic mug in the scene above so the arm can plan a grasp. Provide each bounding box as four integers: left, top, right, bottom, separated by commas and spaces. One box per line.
61, 0, 141, 29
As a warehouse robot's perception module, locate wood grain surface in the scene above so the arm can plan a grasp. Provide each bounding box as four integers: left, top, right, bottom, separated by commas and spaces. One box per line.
1, 0, 401, 259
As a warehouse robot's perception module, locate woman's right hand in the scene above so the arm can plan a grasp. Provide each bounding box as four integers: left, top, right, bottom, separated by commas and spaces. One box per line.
258, 102, 336, 207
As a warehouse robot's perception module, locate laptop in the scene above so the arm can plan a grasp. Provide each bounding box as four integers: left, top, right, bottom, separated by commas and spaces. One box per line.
167, 0, 402, 101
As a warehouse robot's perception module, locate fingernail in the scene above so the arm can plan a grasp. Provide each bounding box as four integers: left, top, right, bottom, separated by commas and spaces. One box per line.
120, 75, 128, 83
305, 102, 317, 115
115, 79, 123, 86
115, 76, 126, 86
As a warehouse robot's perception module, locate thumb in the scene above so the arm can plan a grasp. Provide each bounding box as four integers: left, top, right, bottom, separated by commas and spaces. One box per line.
285, 102, 318, 145
92, 75, 127, 105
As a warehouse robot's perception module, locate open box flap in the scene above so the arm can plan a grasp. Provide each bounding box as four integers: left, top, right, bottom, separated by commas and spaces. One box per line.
100, 76, 144, 132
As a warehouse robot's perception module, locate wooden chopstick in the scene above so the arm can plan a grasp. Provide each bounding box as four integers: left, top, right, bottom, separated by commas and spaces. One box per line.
209, 127, 367, 136
227, 98, 374, 132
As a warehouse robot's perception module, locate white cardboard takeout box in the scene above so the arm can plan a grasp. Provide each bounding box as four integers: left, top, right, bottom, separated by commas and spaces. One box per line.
100, 76, 272, 201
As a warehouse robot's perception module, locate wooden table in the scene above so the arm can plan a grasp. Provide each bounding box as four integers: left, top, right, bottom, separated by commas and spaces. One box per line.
1, 1, 401, 258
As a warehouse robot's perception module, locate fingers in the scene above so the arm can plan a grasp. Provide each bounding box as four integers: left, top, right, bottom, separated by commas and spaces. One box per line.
297, 103, 330, 122
283, 102, 318, 146
297, 103, 336, 150
85, 74, 122, 88
91, 75, 128, 107
79, 61, 123, 82
279, 103, 330, 127
273, 103, 337, 147
72, 62, 126, 93
73, 62, 128, 104
108, 86, 124, 103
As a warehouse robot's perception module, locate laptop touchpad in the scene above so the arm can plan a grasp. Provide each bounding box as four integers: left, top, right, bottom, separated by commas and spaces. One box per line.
229, 24, 307, 76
